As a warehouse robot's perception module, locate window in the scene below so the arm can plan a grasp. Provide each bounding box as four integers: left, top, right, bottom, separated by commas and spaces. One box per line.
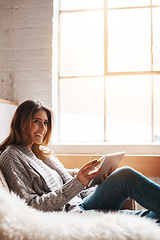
52, 0, 160, 154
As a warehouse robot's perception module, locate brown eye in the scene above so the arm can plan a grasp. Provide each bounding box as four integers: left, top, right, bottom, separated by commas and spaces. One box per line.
33, 120, 40, 123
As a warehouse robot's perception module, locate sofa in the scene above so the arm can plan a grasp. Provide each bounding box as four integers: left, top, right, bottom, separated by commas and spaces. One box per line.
0, 167, 160, 240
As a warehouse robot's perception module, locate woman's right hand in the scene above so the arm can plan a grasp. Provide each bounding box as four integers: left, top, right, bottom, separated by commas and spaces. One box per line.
77, 159, 102, 186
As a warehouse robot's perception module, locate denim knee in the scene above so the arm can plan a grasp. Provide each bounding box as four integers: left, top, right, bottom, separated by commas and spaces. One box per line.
115, 166, 135, 178
111, 166, 137, 184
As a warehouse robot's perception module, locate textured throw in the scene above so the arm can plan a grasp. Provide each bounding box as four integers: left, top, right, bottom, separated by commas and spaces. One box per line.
0, 187, 160, 240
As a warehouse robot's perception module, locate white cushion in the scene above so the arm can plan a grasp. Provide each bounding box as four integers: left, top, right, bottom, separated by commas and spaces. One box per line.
0, 187, 159, 240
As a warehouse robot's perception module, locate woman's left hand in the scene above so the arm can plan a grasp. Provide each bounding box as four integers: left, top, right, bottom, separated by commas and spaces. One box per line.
99, 167, 112, 185
99, 173, 108, 185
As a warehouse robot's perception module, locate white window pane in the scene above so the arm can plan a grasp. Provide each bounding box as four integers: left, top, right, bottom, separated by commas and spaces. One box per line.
60, 77, 104, 142
153, 75, 160, 141
60, 11, 104, 76
152, 0, 160, 4
105, 75, 152, 142
60, 0, 103, 11
108, 8, 151, 72
108, 0, 150, 8
153, 8, 160, 71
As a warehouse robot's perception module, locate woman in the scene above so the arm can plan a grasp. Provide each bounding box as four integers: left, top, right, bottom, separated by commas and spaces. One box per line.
0, 100, 160, 222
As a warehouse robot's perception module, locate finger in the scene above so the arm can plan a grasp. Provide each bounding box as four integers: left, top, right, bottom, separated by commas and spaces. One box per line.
100, 177, 104, 182
108, 167, 112, 176
81, 159, 100, 171
88, 167, 102, 179
98, 155, 106, 161
103, 173, 108, 179
82, 155, 105, 171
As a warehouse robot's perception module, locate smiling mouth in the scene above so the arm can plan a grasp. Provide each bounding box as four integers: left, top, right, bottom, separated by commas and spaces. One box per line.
34, 133, 44, 137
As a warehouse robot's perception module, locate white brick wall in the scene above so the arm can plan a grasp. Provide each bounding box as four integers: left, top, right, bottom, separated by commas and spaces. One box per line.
0, 0, 53, 108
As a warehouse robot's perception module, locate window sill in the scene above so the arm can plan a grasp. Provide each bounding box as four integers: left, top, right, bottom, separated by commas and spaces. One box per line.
49, 142, 160, 155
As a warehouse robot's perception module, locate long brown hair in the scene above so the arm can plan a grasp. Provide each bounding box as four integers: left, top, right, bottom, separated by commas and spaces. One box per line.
0, 100, 53, 158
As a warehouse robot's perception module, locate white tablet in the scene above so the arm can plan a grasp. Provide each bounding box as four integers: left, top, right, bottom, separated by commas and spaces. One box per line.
88, 151, 125, 187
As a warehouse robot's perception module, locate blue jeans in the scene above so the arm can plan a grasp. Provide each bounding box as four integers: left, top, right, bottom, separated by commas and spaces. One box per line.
81, 167, 160, 223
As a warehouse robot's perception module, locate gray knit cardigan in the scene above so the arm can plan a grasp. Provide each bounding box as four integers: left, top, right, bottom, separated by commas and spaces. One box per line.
0, 145, 93, 212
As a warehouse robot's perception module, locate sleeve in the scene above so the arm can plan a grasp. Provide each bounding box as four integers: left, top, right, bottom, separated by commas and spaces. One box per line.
0, 149, 85, 212
44, 153, 96, 199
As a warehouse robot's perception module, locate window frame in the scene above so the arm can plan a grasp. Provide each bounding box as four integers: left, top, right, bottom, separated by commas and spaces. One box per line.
52, 0, 160, 155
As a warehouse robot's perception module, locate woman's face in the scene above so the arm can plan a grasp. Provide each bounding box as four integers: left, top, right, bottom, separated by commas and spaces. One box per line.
29, 110, 48, 148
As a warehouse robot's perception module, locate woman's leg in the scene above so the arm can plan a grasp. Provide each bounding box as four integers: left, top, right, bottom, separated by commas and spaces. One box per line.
120, 209, 160, 223
82, 167, 160, 218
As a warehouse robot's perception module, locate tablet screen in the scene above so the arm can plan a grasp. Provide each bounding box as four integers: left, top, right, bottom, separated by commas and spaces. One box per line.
88, 151, 125, 187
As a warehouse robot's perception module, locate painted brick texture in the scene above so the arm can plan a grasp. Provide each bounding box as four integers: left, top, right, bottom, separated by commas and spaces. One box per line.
0, 0, 53, 108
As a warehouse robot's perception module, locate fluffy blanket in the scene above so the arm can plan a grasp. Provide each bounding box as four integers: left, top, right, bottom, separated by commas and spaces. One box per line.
0, 187, 160, 240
